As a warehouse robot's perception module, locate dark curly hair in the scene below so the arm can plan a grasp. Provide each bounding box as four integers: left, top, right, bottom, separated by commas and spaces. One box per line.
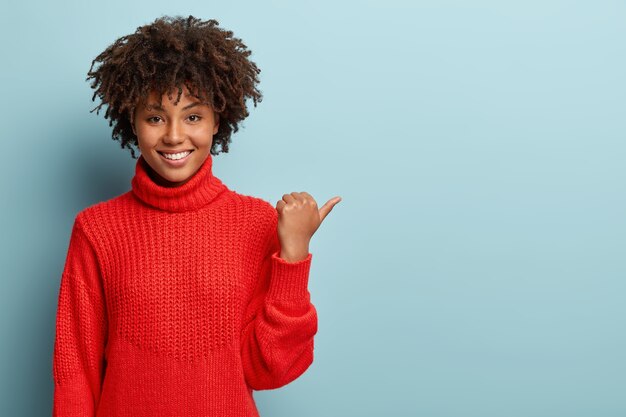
86, 15, 263, 159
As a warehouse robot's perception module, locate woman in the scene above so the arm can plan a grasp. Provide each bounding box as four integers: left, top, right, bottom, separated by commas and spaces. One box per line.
52, 14, 341, 416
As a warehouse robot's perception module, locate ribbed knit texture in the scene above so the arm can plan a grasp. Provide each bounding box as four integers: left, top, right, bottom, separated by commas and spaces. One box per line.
52, 153, 317, 417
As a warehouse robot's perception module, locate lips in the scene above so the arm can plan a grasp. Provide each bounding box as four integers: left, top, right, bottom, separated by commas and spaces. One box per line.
158, 150, 193, 155
157, 149, 193, 166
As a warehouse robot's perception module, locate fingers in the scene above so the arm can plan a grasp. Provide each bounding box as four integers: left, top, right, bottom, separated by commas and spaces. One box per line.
276, 192, 341, 220
277, 192, 316, 206
319, 196, 342, 222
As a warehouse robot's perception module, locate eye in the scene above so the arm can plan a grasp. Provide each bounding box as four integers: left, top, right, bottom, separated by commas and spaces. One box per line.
147, 116, 162, 123
188, 114, 202, 122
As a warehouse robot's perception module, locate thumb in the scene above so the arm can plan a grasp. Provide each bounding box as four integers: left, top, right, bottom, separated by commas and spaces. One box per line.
319, 196, 342, 223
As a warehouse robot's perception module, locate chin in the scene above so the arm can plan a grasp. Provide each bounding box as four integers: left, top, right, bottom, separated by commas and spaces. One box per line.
149, 158, 196, 186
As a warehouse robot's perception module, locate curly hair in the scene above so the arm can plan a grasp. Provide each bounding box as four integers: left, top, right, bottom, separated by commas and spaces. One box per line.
86, 15, 263, 159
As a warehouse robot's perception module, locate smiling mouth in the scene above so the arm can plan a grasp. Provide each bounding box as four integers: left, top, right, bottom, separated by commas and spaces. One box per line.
158, 150, 194, 160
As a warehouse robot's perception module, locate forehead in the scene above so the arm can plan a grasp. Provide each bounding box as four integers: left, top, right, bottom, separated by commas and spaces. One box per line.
138, 87, 210, 110
144, 87, 198, 103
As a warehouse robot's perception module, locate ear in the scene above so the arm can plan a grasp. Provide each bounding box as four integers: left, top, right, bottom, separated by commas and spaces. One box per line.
213, 112, 220, 135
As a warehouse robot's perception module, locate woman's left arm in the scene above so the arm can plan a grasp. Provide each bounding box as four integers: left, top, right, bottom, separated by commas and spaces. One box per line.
240, 192, 341, 390
240, 229, 317, 390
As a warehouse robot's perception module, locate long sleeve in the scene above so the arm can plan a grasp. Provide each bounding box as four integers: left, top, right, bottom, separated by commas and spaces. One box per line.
52, 213, 108, 417
240, 214, 318, 390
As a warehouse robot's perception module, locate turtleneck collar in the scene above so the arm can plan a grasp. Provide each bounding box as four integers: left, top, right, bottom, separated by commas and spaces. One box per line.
131, 153, 228, 212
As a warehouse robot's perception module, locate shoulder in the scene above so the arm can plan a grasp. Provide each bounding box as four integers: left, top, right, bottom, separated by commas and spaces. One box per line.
225, 191, 279, 253
227, 190, 277, 223
73, 191, 135, 240
223, 190, 278, 243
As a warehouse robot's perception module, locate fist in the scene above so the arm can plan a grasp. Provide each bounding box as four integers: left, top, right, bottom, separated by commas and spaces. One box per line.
275, 192, 341, 262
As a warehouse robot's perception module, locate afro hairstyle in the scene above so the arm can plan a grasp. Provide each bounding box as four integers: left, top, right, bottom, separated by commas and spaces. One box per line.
86, 14, 263, 158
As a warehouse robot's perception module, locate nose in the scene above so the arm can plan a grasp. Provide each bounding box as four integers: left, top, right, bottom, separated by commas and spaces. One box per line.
163, 118, 185, 145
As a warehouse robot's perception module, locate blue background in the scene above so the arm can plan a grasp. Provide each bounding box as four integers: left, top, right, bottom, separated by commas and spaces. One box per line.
1, 1, 625, 416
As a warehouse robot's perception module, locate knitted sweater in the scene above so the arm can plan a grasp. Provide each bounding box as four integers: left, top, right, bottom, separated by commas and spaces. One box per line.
52, 154, 317, 417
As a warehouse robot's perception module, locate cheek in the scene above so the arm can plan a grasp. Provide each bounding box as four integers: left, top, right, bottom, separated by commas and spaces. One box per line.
135, 125, 157, 141
135, 133, 157, 152
190, 125, 216, 142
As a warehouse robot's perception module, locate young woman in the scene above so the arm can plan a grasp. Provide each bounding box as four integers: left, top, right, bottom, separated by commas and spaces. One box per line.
52, 15, 341, 417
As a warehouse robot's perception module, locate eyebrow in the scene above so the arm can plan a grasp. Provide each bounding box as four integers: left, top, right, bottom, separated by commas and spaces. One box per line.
145, 101, 203, 111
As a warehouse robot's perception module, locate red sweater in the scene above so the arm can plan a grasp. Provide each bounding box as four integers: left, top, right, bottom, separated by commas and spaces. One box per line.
52, 154, 317, 417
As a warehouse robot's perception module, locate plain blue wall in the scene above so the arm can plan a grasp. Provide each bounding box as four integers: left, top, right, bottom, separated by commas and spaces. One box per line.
1, 1, 625, 416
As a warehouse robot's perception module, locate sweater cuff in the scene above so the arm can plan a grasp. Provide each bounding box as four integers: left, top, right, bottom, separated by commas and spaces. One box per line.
266, 250, 313, 302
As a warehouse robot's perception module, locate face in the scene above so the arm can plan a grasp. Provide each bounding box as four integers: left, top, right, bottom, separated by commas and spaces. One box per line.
132, 86, 219, 187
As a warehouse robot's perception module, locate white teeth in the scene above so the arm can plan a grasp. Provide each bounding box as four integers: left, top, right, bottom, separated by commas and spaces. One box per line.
161, 151, 191, 160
